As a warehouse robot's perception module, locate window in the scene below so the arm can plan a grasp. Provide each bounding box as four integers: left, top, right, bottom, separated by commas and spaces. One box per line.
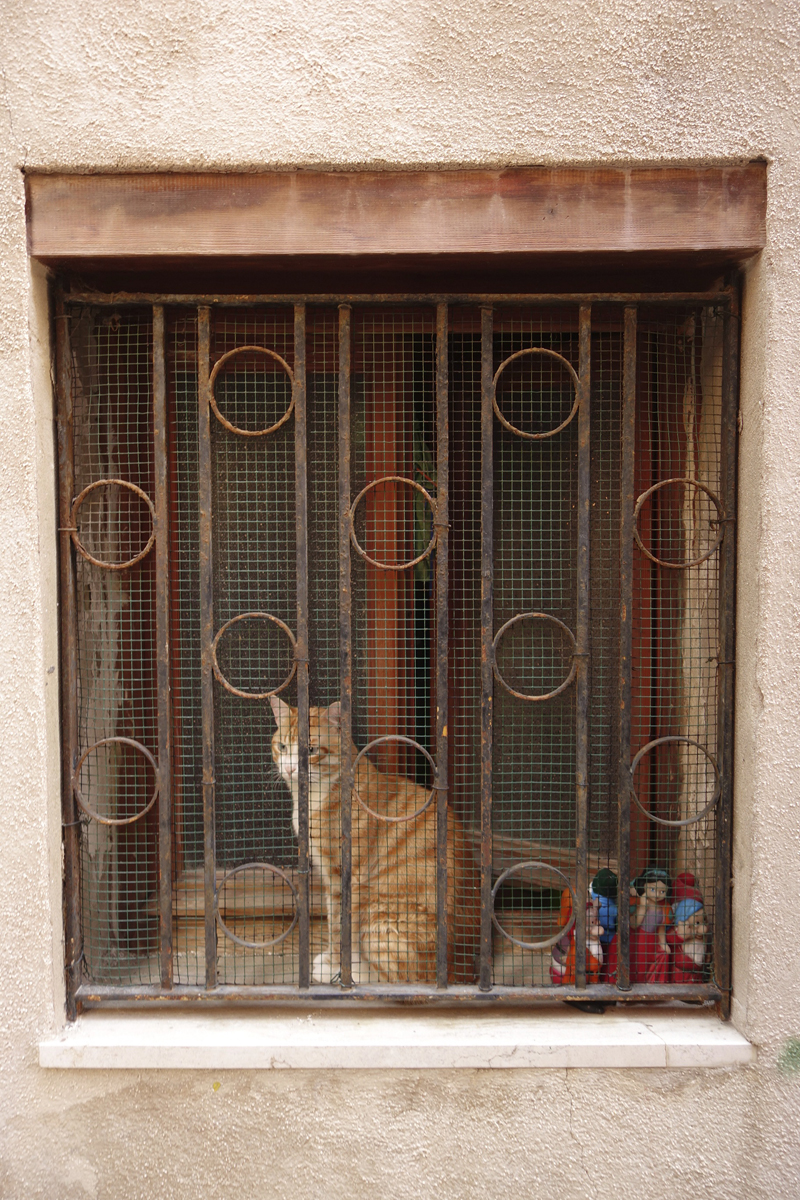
56, 288, 736, 1016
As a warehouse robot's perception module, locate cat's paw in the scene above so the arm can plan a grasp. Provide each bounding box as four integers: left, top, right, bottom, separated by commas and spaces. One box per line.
311, 952, 339, 984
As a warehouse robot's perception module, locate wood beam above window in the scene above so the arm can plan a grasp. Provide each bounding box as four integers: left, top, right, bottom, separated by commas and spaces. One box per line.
28, 166, 766, 262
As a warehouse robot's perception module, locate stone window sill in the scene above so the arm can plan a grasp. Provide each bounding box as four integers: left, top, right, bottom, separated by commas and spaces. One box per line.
39, 1005, 754, 1070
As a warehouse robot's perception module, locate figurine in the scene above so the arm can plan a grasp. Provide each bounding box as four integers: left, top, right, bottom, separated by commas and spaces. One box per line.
590, 868, 618, 948
586, 890, 604, 976
622, 866, 672, 984
668, 873, 708, 983
549, 887, 604, 986
588, 868, 618, 982
549, 898, 571, 983
631, 866, 671, 953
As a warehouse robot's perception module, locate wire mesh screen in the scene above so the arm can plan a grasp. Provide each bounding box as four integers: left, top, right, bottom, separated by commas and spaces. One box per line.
209, 310, 298, 983
61, 295, 733, 1005
167, 310, 202, 982
69, 308, 158, 984
489, 309, 579, 985
619, 307, 724, 988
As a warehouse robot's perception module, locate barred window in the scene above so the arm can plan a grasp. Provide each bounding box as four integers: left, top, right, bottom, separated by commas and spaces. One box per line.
57, 291, 736, 1014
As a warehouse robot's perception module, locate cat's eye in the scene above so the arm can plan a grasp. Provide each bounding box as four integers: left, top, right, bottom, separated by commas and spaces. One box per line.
308, 744, 318, 755
277, 742, 287, 752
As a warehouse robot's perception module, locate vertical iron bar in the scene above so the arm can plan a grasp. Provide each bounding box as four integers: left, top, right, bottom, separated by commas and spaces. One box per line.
435, 302, 450, 988
152, 305, 173, 990
294, 304, 311, 989
338, 304, 353, 989
716, 291, 738, 1019
616, 305, 637, 992
56, 301, 82, 1021
197, 306, 217, 990
574, 303, 592, 987
479, 305, 494, 991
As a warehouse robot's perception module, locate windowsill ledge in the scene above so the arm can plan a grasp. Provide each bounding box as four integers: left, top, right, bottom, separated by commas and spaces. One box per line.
39, 1005, 754, 1070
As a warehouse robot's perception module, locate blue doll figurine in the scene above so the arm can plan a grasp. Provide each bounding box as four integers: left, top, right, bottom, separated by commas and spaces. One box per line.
589, 868, 618, 950
589, 868, 617, 980
667, 873, 709, 983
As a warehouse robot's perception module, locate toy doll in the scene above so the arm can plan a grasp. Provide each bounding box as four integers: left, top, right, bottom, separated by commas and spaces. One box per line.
549, 887, 604, 986
628, 866, 672, 983
588, 868, 617, 982
667, 874, 708, 983
590, 868, 618, 948
631, 866, 671, 950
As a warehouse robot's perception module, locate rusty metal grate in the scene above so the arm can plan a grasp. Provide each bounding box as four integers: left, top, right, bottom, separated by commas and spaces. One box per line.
56, 289, 737, 1014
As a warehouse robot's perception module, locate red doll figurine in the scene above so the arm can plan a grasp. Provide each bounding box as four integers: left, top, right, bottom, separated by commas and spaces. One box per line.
631, 866, 671, 950
667, 874, 709, 983
630, 866, 672, 983
606, 866, 672, 984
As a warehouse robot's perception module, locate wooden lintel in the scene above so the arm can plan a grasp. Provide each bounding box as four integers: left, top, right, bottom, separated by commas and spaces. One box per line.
27, 166, 766, 261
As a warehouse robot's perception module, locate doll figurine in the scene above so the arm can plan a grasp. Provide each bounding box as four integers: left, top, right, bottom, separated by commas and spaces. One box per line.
586, 890, 605, 972
590, 869, 618, 948
549, 895, 572, 982
631, 866, 671, 953
667, 874, 708, 983
550, 887, 604, 986
626, 866, 672, 984
589, 868, 618, 982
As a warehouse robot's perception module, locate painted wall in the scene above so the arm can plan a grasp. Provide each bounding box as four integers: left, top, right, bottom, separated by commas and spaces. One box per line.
1, 1, 799, 1196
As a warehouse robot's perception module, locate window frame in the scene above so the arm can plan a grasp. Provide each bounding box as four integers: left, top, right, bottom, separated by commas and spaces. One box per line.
55, 285, 738, 1019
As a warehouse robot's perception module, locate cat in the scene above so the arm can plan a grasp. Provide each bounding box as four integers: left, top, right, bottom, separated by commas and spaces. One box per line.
270, 696, 480, 985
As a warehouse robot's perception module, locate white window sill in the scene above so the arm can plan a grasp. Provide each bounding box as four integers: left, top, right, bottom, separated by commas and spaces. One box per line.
39, 1005, 754, 1070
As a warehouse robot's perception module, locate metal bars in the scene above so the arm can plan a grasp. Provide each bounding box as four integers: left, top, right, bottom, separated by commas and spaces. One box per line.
293, 304, 311, 989
435, 302, 450, 989
197, 307, 217, 990
479, 306, 495, 991
56, 290, 736, 1015
338, 304, 354, 989
56, 300, 82, 1021
573, 304, 592, 988
65, 290, 732, 307
152, 305, 173, 989
715, 292, 739, 1018
616, 305, 638, 991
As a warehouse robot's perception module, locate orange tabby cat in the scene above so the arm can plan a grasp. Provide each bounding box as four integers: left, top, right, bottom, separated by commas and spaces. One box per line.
270, 697, 479, 985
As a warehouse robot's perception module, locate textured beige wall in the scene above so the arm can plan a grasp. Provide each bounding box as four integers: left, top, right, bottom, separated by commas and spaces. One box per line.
2, 1, 800, 1197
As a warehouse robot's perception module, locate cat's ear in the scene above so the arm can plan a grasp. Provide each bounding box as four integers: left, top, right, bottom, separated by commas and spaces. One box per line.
270, 695, 290, 727
326, 701, 342, 727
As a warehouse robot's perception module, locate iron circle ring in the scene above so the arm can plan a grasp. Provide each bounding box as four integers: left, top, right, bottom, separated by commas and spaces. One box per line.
492, 348, 581, 440
72, 736, 160, 826
209, 345, 295, 437
215, 862, 299, 949
70, 479, 156, 571
633, 478, 726, 569
629, 736, 721, 827
351, 736, 438, 822
349, 476, 437, 571
491, 862, 578, 951
211, 612, 298, 700
492, 612, 578, 702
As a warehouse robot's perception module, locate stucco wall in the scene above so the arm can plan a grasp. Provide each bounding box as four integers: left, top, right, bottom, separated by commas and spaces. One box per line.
2, 1, 800, 1197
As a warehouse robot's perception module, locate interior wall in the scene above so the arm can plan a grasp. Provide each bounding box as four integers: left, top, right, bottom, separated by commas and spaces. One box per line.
1, 1, 800, 1197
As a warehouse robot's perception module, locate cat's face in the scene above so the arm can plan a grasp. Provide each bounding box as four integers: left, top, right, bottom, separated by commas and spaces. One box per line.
269, 697, 343, 792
